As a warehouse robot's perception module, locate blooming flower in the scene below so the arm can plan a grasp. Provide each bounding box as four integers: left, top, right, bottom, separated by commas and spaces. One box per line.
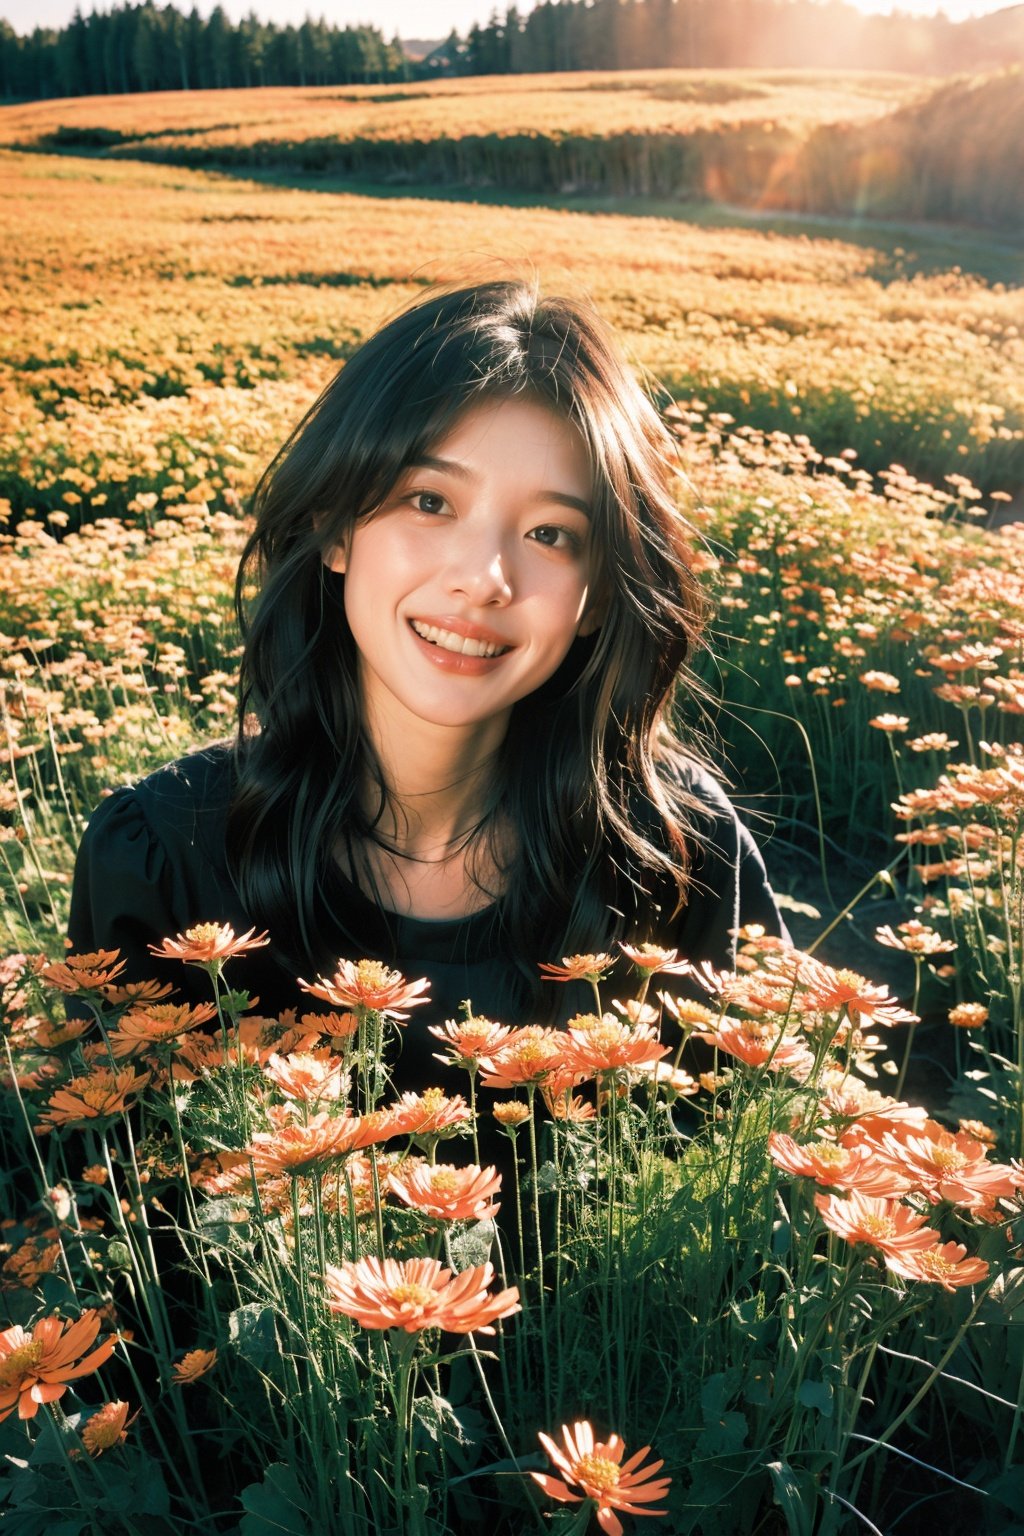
948, 1002, 988, 1028
82, 1400, 131, 1455
428, 1015, 512, 1067
246, 1110, 396, 1176
617, 942, 692, 977
532, 1419, 672, 1536
883, 1240, 990, 1291
477, 1027, 566, 1088
323, 1256, 519, 1335
263, 1049, 348, 1105
539, 953, 616, 984
387, 1162, 501, 1222
297, 959, 429, 1018
149, 923, 270, 967
492, 1101, 531, 1127
37, 1066, 151, 1132
39, 949, 127, 993
107, 1001, 217, 1057
171, 1348, 218, 1384
391, 1088, 473, 1138
768, 1132, 911, 1197
566, 1014, 669, 1075
814, 1190, 939, 1260
0, 1311, 116, 1422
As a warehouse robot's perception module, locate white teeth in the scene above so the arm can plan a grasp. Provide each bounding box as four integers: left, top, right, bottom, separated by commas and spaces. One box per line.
411, 621, 509, 658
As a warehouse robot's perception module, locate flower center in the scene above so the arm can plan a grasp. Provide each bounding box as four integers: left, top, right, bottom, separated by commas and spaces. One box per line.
862, 1214, 896, 1240
0, 1339, 45, 1388
185, 923, 222, 946
575, 1453, 622, 1496
931, 1147, 966, 1172
430, 1170, 458, 1196
392, 1282, 434, 1310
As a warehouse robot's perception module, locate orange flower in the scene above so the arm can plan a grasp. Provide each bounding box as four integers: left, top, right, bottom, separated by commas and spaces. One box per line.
567, 1014, 669, 1075
814, 1191, 939, 1259
388, 1162, 501, 1222
149, 923, 270, 967
869, 714, 910, 733
492, 1101, 531, 1127
768, 1132, 911, 1197
0, 1311, 116, 1422
883, 1240, 990, 1291
694, 1018, 813, 1077
874, 923, 956, 957
617, 942, 692, 977
263, 1049, 348, 1104
323, 1256, 520, 1335
799, 961, 918, 1027
876, 1127, 1021, 1209
39, 949, 126, 993
539, 953, 616, 984
246, 1111, 395, 1177
108, 1001, 217, 1058
429, 1015, 512, 1067
477, 1027, 566, 1089
302, 1010, 360, 1043
171, 1347, 217, 1384
632, 1060, 699, 1098
532, 1419, 672, 1536
543, 1090, 597, 1121
101, 979, 174, 1005
297, 959, 429, 1018
81, 1165, 109, 1186
38, 1066, 151, 1132
948, 1003, 988, 1028
391, 1088, 473, 1139
81, 1400, 130, 1455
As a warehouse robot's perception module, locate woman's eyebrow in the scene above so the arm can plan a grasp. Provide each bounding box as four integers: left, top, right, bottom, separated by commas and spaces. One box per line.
409, 454, 592, 518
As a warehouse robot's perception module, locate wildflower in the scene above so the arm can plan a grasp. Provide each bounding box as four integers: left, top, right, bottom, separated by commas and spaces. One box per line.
39, 949, 127, 993
323, 1256, 520, 1335
567, 1014, 669, 1075
801, 961, 918, 1027
0, 1310, 116, 1421
814, 1191, 938, 1260
493, 1101, 531, 1127
869, 715, 910, 733
81, 1400, 130, 1455
659, 995, 716, 1029
478, 1027, 565, 1089
391, 1088, 472, 1138
81, 1165, 108, 1186
297, 959, 429, 1018
532, 1419, 671, 1536
171, 1348, 217, 1384
544, 1090, 597, 1121
617, 942, 692, 977
876, 1127, 1021, 1208
883, 1240, 990, 1291
694, 1017, 813, 1077
948, 1003, 988, 1029
303, 1010, 360, 1042
860, 670, 901, 693
101, 979, 174, 1005
149, 922, 270, 967
108, 1001, 217, 1057
874, 922, 955, 957
958, 1118, 997, 1148
769, 1133, 911, 1196
907, 733, 958, 753
38, 1066, 151, 1132
539, 953, 616, 984
246, 1111, 393, 1176
388, 1163, 501, 1222
429, 1015, 512, 1067
263, 1049, 347, 1104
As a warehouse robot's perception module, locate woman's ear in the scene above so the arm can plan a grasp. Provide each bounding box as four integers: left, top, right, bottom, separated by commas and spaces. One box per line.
322, 538, 348, 575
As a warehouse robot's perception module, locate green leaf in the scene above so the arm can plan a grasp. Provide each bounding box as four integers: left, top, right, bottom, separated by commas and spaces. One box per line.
766, 1460, 819, 1536
796, 1378, 834, 1418
240, 1463, 311, 1536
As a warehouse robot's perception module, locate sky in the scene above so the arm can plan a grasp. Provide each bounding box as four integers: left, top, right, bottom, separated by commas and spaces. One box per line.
2, 0, 1016, 37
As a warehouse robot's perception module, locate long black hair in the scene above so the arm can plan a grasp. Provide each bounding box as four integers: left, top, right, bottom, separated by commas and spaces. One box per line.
229, 279, 710, 1009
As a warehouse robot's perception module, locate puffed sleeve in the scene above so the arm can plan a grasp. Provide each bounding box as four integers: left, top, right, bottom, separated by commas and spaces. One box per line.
67, 786, 195, 991
671, 764, 790, 972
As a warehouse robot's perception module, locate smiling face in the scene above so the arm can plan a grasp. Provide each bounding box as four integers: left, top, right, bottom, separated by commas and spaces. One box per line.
324, 395, 604, 753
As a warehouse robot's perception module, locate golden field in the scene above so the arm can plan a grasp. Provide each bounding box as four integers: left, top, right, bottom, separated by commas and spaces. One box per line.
0, 71, 923, 151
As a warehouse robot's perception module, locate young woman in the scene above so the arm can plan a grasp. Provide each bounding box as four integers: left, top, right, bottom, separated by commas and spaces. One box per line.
69, 279, 786, 1094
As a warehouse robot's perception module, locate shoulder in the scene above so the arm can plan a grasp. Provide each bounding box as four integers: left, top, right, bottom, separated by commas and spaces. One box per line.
652, 752, 747, 850
84, 742, 235, 858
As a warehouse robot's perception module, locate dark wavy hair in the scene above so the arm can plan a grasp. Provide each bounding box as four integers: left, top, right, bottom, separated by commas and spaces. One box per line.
228, 278, 710, 1012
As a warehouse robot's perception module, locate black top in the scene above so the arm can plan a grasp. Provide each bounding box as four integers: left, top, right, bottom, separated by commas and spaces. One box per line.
68, 745, 788, 1101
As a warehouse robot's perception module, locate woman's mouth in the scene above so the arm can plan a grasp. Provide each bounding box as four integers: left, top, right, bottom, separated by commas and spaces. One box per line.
409, 620, 511, 659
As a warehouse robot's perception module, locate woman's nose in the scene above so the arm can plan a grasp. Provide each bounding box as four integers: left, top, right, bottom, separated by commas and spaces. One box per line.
445, 534, 514, 607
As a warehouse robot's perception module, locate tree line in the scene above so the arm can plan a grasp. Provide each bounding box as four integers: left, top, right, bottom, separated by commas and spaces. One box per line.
1, 0, 1018, 103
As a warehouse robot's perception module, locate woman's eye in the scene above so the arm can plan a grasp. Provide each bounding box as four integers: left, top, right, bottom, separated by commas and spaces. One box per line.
530, 524, 580, 551
411, 492, 446, 515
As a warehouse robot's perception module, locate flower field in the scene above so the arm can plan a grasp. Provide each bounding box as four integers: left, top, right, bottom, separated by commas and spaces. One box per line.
2, 122, 1024, 1534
